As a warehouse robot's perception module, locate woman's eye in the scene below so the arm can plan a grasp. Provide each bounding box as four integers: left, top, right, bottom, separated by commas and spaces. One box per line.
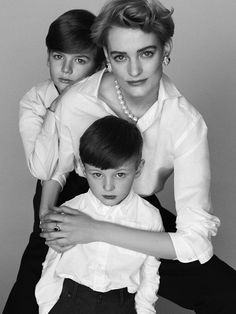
141, 51, 154, 58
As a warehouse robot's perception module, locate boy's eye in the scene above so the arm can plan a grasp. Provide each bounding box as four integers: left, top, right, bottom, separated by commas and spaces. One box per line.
92, 172, 102, 178
53, 54, 63, 60
116, 172, 126, 178
75, 58, 86, 64
113, 55, 126, 62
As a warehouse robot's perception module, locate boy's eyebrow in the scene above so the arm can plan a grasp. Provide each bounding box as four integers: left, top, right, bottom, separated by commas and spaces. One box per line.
52, 50, 92, 59
110, 45, 157, 55
75, 54, 91, 59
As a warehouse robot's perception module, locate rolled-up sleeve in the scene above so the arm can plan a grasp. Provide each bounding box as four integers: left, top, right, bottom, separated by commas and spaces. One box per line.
135, 256, 160, 314
169, 115, 220, 263
19, 85, 59, 180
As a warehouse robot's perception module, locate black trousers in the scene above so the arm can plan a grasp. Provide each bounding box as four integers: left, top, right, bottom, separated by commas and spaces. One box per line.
49, 279, 136, 314
3, 174, 236, 314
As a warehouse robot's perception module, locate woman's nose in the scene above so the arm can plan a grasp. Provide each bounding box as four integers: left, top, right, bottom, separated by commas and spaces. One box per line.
128, 58, 142, 77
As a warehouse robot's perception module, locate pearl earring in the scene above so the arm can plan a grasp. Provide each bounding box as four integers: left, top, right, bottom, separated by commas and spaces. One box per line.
106, 61, 112, 72
163, 56, 170, 66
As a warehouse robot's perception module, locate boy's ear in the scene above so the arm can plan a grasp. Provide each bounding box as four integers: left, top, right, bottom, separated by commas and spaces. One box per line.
78, 158, 86, 177
135, 159, 145, 178
46, 49, 50, 67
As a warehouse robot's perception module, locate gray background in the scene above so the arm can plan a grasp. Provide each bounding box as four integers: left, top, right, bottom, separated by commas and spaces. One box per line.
0, 0, 235, 313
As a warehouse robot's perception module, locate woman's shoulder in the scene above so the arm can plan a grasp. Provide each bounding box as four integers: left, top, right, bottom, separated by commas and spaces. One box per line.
161, 77, 203, 127
63, 69, 105, 98
161, 74, 202, 123
160, 76, 207, 143
57, 70, 109, 126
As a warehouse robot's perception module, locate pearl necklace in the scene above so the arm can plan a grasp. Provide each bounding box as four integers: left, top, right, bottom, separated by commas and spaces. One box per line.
114, 80, 138, 123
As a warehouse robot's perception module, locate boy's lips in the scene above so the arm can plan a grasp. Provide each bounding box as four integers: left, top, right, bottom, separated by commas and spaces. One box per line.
59, 78, 73, 84
102, 195, 116, 200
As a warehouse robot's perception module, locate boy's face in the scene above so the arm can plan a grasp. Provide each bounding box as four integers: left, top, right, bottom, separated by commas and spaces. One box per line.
48, 50, 97, 93
83, 158, 144, 206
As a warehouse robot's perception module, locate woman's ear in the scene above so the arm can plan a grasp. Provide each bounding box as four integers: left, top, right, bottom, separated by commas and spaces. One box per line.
135, 159, 145, 178
103, 47, 112, 72
163, 39, 173, 59
103, 47, 109, 60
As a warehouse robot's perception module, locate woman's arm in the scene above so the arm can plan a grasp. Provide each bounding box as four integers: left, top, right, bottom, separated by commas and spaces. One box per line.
39, 179, 62, 219
170, 111, 220, 263
40, 206, 176, 258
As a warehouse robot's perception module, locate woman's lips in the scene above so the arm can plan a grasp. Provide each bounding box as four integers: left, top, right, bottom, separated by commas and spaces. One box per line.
126, 79, 147, 86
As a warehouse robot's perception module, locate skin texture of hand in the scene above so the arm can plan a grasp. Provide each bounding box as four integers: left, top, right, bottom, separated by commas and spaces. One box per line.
40, 206, 96, 251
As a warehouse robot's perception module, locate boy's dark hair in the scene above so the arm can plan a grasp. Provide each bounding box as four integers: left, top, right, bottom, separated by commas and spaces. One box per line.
79, 116, 143, 169
46, 9, 104, 68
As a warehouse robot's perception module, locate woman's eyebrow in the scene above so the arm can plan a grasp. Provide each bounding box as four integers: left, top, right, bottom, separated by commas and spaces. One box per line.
110, 45, 157, 55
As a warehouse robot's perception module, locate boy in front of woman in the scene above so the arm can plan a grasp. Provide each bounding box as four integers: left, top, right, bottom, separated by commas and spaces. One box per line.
36, 116, 163, 314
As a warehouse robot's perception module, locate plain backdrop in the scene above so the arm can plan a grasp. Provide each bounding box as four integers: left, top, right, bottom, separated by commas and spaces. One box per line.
0, 0, 235, 313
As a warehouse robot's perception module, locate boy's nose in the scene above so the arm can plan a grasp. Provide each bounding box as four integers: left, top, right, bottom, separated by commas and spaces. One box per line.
103, 177, 115, 191
62, 60, 73, 74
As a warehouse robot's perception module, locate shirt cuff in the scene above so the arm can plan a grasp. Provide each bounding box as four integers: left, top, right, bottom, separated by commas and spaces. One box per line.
50, 173, 67, 190
169, 231, 197, 263
169, 231, 213, 263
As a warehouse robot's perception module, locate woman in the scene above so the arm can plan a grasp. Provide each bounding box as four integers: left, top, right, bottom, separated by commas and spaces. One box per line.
3, 9, 104, 314
39, 0, 236, 313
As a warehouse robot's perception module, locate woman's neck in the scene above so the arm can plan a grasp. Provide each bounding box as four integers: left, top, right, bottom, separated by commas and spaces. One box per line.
99, 72, 159, 121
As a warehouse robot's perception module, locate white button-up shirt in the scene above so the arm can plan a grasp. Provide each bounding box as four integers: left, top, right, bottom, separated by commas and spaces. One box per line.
36, 190, 163, 314
53, 70, 220, 264
20, 70, 220, 264
19, 79, 60, 180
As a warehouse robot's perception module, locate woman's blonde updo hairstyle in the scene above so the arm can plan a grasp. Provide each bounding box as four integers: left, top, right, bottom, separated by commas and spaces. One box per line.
91, 0, 174, 49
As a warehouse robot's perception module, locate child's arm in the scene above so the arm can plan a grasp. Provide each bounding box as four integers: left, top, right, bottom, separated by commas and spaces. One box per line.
135, 256, 161, 314
19, 83, 59, 179
134, 215, 163, 314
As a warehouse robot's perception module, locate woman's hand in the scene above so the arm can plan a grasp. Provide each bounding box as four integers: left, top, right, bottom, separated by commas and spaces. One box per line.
40, 205, 97, 252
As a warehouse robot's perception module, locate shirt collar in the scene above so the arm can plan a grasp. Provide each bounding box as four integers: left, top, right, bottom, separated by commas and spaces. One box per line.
137, 73, 181, 132
159, 73, 181, 101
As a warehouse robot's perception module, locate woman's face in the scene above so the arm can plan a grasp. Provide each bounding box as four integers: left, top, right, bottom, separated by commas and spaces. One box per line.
105, 26, 167, 103
48, 50, 97, 94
